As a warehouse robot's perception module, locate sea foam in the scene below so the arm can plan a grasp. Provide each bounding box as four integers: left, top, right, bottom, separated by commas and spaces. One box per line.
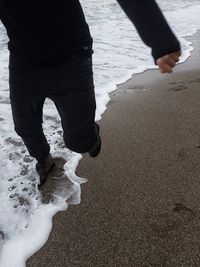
0, 1, 200, 266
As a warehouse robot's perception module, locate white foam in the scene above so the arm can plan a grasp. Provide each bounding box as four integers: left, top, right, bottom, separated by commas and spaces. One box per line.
0, 141, 83, 266
83, 0, 200, 121
0, 1, 200, 266
0, 204, 62, 267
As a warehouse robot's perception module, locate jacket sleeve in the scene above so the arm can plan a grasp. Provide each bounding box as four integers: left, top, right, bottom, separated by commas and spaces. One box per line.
116, 0, 181, 61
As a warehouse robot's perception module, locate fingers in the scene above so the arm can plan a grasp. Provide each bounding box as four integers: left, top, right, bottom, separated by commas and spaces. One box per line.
156, 50, 181, 73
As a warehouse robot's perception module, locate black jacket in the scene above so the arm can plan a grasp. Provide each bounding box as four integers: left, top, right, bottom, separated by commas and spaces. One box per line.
0, 0, 180, 66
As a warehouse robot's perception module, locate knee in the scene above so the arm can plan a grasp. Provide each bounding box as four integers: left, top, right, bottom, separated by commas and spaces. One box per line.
66, 141, 101, 156
64, 136, 95, 154
64, 125, 101, 156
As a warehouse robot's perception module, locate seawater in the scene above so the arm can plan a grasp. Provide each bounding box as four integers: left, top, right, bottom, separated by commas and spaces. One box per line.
0, 1, 200, 266
80, 0, 200, 119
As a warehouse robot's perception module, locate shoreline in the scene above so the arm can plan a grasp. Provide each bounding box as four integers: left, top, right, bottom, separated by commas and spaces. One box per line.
116, 30, 200, 93
94, 30, 198, 122
107, 30, 197, 97
27, 29, 200, 266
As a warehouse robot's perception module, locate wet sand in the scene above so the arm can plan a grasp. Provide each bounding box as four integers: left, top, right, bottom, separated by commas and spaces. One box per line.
27, 33, 200, 267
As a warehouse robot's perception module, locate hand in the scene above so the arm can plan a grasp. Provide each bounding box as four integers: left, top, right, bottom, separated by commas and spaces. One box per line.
156, 51, 181, 73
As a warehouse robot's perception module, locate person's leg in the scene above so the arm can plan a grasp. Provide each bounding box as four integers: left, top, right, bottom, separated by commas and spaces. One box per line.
9, 57, 50, 163
11, 93, 55, 185
10, 95, 50, 163
49, 52, 101, 156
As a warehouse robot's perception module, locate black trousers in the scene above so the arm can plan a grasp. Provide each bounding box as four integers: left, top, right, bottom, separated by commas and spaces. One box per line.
9, 50, 99, 163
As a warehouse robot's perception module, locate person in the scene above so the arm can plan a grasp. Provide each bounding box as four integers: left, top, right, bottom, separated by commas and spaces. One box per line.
0, 0, 181, 185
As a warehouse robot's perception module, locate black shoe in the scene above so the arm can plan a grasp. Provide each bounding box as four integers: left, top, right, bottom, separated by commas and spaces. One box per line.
36, 154, 55, 186
89, 124, 101, 157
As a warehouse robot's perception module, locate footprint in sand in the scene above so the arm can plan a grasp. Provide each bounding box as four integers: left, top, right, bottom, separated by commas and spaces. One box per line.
173, 203, 195, 220
168, 85, 188, 92
187, 78, 200, 84
149, 203, 195, 237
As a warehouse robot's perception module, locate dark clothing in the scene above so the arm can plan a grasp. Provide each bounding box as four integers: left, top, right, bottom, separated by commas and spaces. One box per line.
0, 0, 180, 66
0, 0, 181, 160
9, 50, 98, 161
117, 0, 180, 61
0, 0, 92, 66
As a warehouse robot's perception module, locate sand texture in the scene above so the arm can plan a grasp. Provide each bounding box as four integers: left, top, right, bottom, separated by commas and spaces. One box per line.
27, 33, 200, 267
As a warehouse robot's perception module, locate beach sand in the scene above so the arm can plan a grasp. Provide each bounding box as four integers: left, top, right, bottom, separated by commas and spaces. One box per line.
27, 33, 200, 267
